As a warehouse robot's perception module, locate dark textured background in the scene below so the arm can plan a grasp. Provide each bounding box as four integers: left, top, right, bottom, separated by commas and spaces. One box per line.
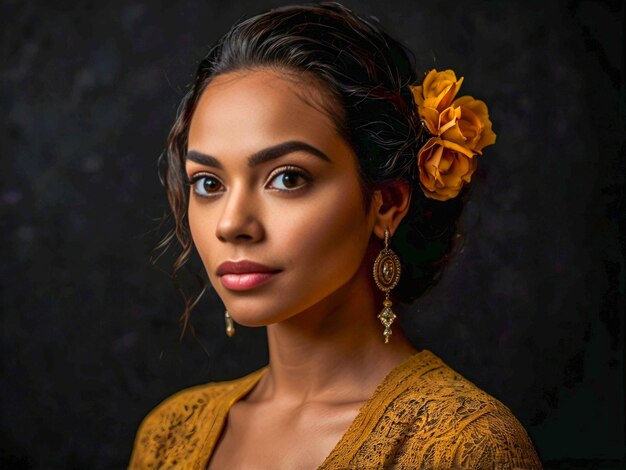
1, 0, 624, 468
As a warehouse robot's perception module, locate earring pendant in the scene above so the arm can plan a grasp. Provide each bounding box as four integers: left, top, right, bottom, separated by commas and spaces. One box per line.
373, 228, 401, 343
224, 310, 236, 337
378, 297, 396, 343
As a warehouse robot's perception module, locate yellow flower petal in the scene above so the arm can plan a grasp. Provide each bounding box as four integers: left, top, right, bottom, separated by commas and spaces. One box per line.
417, 137, 477, 201
451, 95, 497, 153
438, 106, 462, 135
421, 69, 464, 112
419, 106, 440, 135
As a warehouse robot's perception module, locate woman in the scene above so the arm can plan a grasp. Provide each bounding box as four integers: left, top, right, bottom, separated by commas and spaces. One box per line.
130, 2, 542, 468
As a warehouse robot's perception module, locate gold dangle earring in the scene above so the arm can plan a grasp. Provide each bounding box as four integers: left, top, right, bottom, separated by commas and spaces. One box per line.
373, 228, 401, 343
224, 310, 236, 337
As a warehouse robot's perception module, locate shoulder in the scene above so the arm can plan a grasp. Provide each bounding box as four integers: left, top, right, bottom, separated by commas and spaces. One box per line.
135, 371, 255, 428
128, 367, 267, 469
390, 350, 542, 469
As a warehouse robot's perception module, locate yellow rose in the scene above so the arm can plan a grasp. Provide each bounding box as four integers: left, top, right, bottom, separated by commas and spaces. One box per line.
411, 69, 464, 112
417, 137, 478, 201
439, 96, 497, 154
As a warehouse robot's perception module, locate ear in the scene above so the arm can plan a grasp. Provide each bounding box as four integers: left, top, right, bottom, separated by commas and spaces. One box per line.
371, 180, 412, 240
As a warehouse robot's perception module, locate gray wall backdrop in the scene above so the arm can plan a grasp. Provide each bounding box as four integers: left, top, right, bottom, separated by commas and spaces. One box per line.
1, 0, 624, 468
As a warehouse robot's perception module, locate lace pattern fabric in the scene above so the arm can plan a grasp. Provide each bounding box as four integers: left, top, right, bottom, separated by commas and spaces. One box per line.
129, 350, 542, 469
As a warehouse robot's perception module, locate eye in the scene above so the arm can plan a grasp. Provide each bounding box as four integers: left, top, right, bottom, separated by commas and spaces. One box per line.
190, 174, 224, 197
267, 167, 311, 192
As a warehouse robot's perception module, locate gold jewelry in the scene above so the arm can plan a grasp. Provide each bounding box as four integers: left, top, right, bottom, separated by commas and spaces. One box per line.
224, 310, 236, 337
373, 228, 401, 343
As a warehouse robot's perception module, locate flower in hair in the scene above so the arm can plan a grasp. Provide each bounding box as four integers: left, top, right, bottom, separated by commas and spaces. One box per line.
410, 69, 496, 201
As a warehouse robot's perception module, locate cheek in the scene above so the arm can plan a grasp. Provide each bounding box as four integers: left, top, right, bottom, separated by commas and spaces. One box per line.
275, 179, 372, 284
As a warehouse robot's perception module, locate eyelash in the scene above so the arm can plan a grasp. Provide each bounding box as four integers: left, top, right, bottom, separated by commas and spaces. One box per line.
187, 166, 312, 199
187, 173, 223, 198
267, 166, 312, 193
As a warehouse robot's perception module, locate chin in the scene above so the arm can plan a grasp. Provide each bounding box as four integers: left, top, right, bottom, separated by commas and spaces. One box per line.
221, 296, 292, 327
226, 310, 288, 328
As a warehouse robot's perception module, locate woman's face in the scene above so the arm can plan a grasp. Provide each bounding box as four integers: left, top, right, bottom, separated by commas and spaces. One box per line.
186, 68, 378, 326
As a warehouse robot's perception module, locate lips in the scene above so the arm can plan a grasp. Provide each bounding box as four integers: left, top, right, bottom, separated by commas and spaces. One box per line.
216, 260, 281, 276
216, 260, 282, 291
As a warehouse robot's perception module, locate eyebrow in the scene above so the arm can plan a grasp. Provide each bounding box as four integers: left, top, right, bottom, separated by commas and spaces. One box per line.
185, 140, 332, 169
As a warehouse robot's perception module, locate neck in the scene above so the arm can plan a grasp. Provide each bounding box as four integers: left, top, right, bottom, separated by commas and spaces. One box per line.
255, 258, 418, 405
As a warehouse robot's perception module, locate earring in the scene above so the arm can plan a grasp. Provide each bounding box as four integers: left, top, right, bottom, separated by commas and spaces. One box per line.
224, 310, 236, 337
373, 228, 401, 343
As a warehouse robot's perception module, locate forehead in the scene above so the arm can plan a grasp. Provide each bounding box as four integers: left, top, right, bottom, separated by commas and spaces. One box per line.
187, 68, 344, 155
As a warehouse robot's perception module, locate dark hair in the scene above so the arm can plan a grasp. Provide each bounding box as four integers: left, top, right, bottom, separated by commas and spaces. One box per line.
156, 2, 465, 329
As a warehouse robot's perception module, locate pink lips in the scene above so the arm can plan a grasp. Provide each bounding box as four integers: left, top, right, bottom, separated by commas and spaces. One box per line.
216, 260, 281, 291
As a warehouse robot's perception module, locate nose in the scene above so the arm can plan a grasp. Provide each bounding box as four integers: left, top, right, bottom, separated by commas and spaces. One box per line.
215, 183, 265, 243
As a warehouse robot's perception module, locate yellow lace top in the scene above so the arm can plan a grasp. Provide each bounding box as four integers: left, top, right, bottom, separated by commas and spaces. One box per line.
129, 349, 542, 469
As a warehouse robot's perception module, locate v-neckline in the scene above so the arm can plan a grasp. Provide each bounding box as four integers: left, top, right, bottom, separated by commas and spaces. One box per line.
200, 349, 434, 469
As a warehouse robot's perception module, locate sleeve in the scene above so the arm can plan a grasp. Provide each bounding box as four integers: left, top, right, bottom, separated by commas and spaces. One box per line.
128, 397, 185, 469
394, 402, 543, 470
128, 386, 213, 469
449, 405, 543, 469
128, 407, 159, 469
